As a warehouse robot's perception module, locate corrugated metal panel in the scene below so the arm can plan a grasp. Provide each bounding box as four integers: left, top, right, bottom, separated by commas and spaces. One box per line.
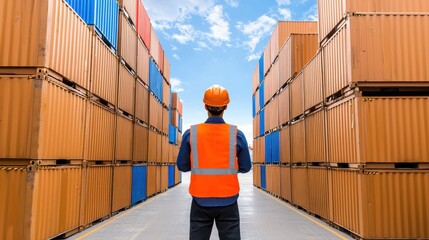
150, 27, 160, 66
174, 164, 181, 184
255, 89, 260, 113
266, 165, 273, 192
168, 165, 175, 187
265, 134, 272, 164
149, 59, 163, 101
275, 21, 318, 54
137, 38, 150, 85
119, 12, 137, 71
158, 44, 165, 75
290, 72, 304, 120
85, 101, 115, 161
163, 80, 170, 107
119, 0, 137, 25
259, 109, 265, 136
265, 60, 279, 104
131, 165, 147, 204
91, 32, 118, 104
0, 167, 27, 240
135, 80, 149, 123
259, 54, 264, 82
280, 166, 291, 201
305, 109, 326, 163
252, 163, 261, 187
163, 108, 169, 135
118, 63, 136, 115
307, 167, 329, 219
161, 165, 168, 191
280, 127, 291, 164
112, 164, 131, 212
291, 167, 308, 210
270, 25, 279, 65
31, 166, 82, 240
263, 40, 271, 76
1, 0, 92, 89
260, 165, 266, 189
147, 165, 157, 196
252, 64, 259, 94
149, 95, 161, 129
264, 97, 279, 131
133, 123, 149, 162
278, 40, 291, 87
278, 87, 290, 125
156, 134, 163, 164
317, 0, 345, 43
290, 119, 305, 163
136, 0, 151, 50
116, 113, 133, 161
303, 51, 323, 110
148, 129, 158, 163
161, 135, 168, 163
164, 56, 171, 84
268, 165, 281, 196
81, 165, 113, 226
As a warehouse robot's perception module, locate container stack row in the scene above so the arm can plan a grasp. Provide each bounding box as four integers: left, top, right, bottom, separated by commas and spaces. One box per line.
0, 0, 181, 239
252, 1, 429, 239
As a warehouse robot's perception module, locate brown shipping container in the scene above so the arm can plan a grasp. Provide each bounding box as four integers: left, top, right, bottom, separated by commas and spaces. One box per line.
119, 0, 137, 25
280, 127, 291, 164
135, 79, 149, 123
161, 165, 168, 191
263, 39, 271, 76
164, 56, 171, 84
171, 109, 179, 128
327, 93, 429, 163
324, 14, 429, 98
266, 165, 280, 196
305, 109, 326, 163
253, 137, 265, 164
266, 165, 273, 193
307, 167, 329, 219
119, 12, 137, 71
0, 74, 86, 160
175, 165, 181, 184
81, 165, 112, 227
278, 34, 319, 87
116, 113, 134, 161
161, 136, 169, 163
253, 164, 261, 187
156, 133, 162, 163
280, 166, 291, 201
148, 130, 158, 163
264, 60, 279, 104
150, 26, 160, 66
270, 21, 318, 64
163, 108, 169, 134
255, 89, 260, 113
278, 87, 290, 125
290, 71, 304, 120
252, 64, 259, 94
136, 0, 151, 50
290, 119, 305, 164
303, 51, 323, 110
137, 38, 150, 85
253, 114, 259, 138
91, 32, 118, 105
149, 94, 159, 128
112, 164, 132, 213
318, 0, 429, 43
133, 122, 149, 162
0, 0, 91, 89
85, 101, 115, 161
155, 165, 162, 193
118, 63, 136, 115
147, 165, 157, 196
291, 167, 308, 210
264, 97, 279, 132
158, 44, 165, 74
163, 80, 170, 107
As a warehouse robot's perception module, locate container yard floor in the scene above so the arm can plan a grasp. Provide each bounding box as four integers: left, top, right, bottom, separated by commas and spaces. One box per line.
68, 170, 352, 240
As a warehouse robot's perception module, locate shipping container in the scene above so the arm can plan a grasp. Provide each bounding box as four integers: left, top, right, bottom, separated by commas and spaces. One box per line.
303, 51, 323, 111
116, 113, 134, 161
168, 165, 175, 188
112, 164, 132, 212
169, 125, 177, 144
259, 54, 264, 83
150, 27, 160, 67
266, 165, 281, 196
137, 38, 150, 85
149, 59, 163, 101
254, 89, 260, 114
174, 165, 181, 185
307, 167, 329, 219
133, 122, 149, 162
161, 165, 168, 192
305, 109, 326, 163
163, 80, 171, 108
278, 87, 290, 126
253, 114, 260, 139
260, 165, 266, 189
290, 71, 304, 120
280, 127, 291, 164
119, 0, 137, 26
259, 109, 265, 136
290, 119, 305, 164
264, 60, 279, 104
131, 164, 147, 205
318, 0, 429, 43
252, 64, 259, 94
253, 137, 265, 164
323, 14, 429, 98
119, 11, 137, 72
327, 93, 429, 164
253, 163, 261, 188
136, 0, 151, 50
156, 165, 162, 193
263, 40, 271, 76
118, 63, 136, 115
280, 166, 291, 201
264, 97, 279, 131
161, 136, 169, 163
148, 130, 158, 163
158, 44, 165, 75
0, 74, 86, 160
291, 167, 308, 210
135, 79, 149, 123
164, 56, 171, 84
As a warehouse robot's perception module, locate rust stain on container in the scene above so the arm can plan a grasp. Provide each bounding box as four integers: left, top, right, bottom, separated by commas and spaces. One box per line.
278, 87, 290, 125
253, 164, 261, 188
119, 0, 137, 25
150, 26, 160, 66
303, 51, 323, 110
305, 109, 326, 163
147, 165, 157, 196
291, 167, 308, 210
135, 80, 149, 123
91, 32, 118, 105
116, 113, 133, 161
280, 166, 291, 201
118, 63, 135, 115
290, 72, 304, 120
133, 122, 148, 162
112, 164, 132, 213
137, 38, 149, 85
290, 119, 305, 164
0, 0, 91, 89
0, 75, 86, 160
307, 167, 329, 220
81, 165, 113, 227
280, 127, 291, 164
85, 101, 115, 161
119, 12, 137, 71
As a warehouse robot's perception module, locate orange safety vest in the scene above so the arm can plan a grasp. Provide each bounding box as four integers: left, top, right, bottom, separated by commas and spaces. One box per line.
189, 123, 239, 198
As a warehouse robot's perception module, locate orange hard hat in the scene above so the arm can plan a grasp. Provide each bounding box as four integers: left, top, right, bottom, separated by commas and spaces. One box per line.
203, 84, 230, 107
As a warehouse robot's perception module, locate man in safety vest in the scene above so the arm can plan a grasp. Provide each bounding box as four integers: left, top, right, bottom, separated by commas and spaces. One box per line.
177, 84, 252, 240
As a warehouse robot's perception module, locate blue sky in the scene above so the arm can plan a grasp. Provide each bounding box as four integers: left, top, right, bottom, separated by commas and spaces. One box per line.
142, 0, 318, 145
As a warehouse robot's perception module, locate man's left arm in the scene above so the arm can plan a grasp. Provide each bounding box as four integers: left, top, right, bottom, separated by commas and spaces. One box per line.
236, 130, 252, 173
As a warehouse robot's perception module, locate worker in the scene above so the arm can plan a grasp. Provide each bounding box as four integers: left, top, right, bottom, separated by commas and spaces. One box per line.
177, 84, 252, 240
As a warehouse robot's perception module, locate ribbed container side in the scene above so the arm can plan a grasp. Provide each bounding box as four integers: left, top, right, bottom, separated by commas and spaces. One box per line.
116, 114, 133, 161
263, 40, 271, 76
260, 165, 266, 189
133, 123, 149, 162
119, 0, 137, 25
278, 87, 290, 125
268, 165, 281, 196
164, 56, 171, 84
307, 167, 329, 219
252, 64, 259, 94
136, 0, 151, 50
174, 165, 181, 185
158, 44, 165, 75
169, 125, 177, 144
171, 109, 179, 128
149, 59, 163, 101
119, 12, 137, 71
135, 80, 149, 123
291, 167, 308, 210
280, 166, 291, 201
259, 54, 264, 83
155, 166, 161, 193
156, 134, 163, 164
274, 21, 318, 54
260, 109, 265, 136
137, 39, 150, 85
168, 165, 175, 187
270, 25, 279, 64
303, 51, 323, 110
264, 97, 279, 131
328, 168, 360, 234
255, 89, 260, 113
161, 135, 168, 163
279, 37, 292, 87
272, 131, 280, 163
85, 101, 115, 161
1, 0, 91, 89
131, 165, 147, 204
265, 134, 272, 164
146, 165, 156, 196
112, 164, 132, 212
252, 163, 261, 187
290, 72, 304, 120
161, 165, 168, 191
163, 80, 170, 107
150, 27, 160, 66
291, 119, 305, 164
0, 167, 27, 240
317, 0, 345, 43
253, 137, 265, 164
148, 130, 158, 163
305, 109, 326, 163
163, 109, 168, 137
31, 166, 82, 240
91, 32, 118, 104
118, 63, 136, 115
252, 95, 256, 117
0, 76, 86, 159
266, 165, 273, 193
265, 60, 279, 103
259, 82, 265, 112
280, 127, 291, 164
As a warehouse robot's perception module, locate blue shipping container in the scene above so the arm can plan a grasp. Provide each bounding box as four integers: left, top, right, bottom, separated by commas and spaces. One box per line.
252, 95, 256, 117
169, 125, 177, 144
131, 165, 147, 205
260, 110, 265, 136
259, 54, 264, 83
259, 82, 265, 109
271, 131, 280, 163
178, 115, 183, 132
265, 133, 271, 164
260, 165, 266, 189
149, 59, 163, 100
65, 0, 118, 50
168, 165, 175, 188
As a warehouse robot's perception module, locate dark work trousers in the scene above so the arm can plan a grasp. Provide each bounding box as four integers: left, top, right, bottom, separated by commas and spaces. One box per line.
190, 200, 241, 240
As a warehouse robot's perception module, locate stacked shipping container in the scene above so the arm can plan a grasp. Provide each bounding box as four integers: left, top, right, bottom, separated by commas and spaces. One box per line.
0, 0, 181, 239
252, 2, 429, 239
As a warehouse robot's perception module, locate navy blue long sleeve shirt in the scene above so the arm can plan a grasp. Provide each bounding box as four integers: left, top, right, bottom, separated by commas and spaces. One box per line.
176, 117, 252, 207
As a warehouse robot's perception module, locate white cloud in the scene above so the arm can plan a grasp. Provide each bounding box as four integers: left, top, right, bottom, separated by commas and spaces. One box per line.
246, 52, 261, 62
170, 78, 184, 92
225, 0, 239, 8
278, 8, 292, 20
173, 54, 180, 60
171, 45, 178, 51
236, 15, 277, 52
276, 0, 291, 6
172, 24, 197, 44
206, 5, 231, 43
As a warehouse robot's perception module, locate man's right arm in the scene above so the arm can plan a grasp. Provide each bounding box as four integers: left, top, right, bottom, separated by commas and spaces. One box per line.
176, 129, 191, 172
